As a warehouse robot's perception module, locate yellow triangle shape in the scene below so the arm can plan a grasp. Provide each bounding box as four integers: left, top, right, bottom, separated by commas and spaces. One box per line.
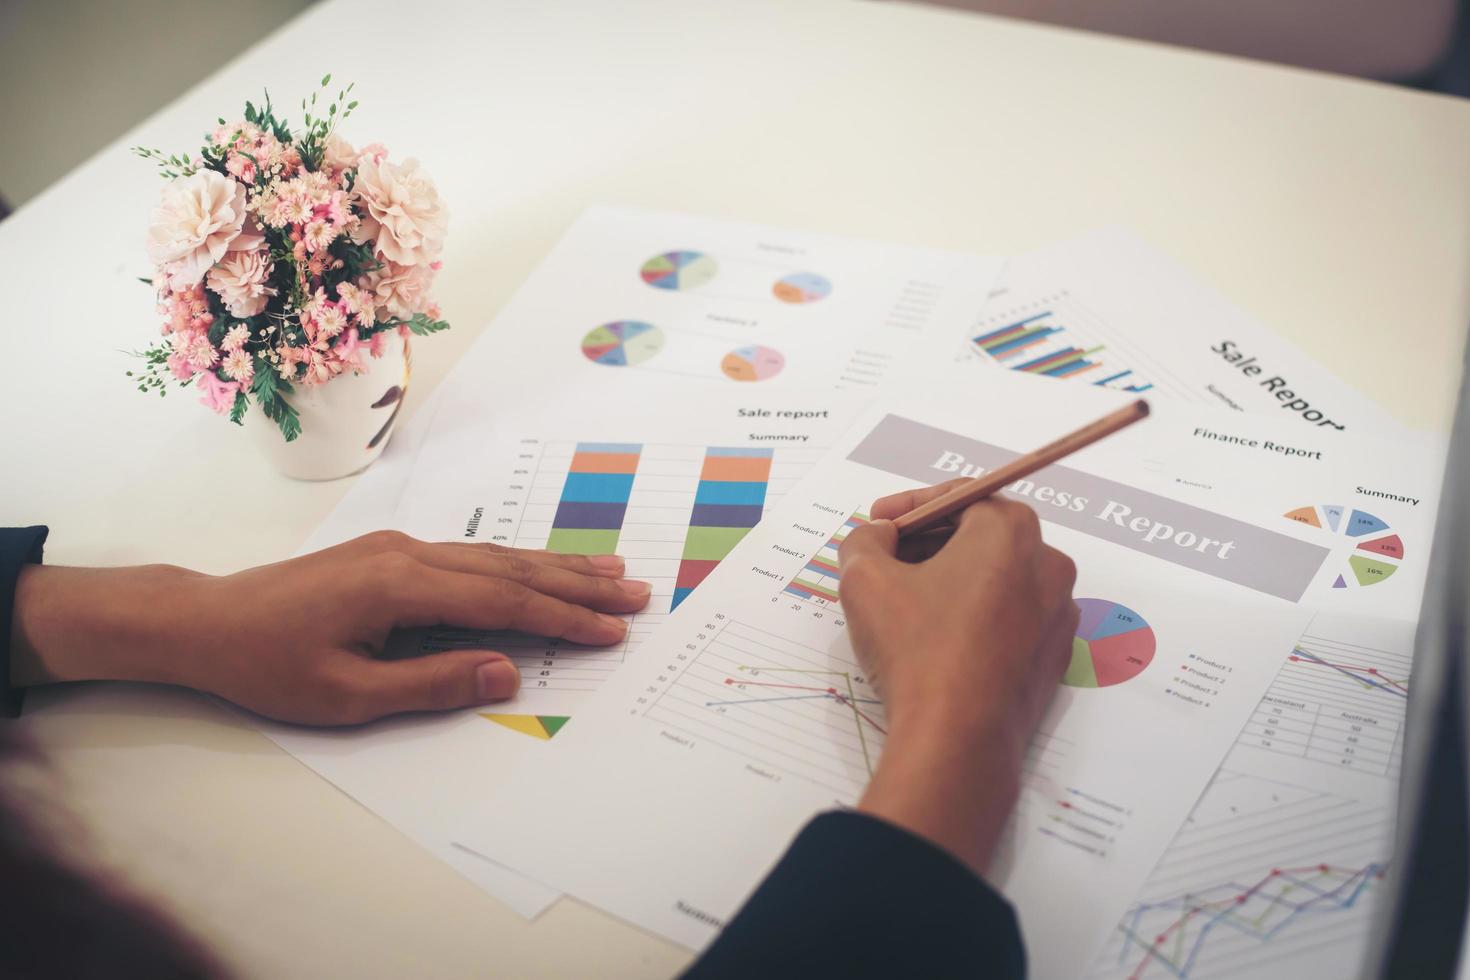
480, 712, 552, 740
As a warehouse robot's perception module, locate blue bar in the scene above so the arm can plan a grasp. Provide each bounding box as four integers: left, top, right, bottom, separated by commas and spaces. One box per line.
560, 471, 636, 503
694, 480, 769, 506
987, 326, 1060, 356
975, 311, 1050, 343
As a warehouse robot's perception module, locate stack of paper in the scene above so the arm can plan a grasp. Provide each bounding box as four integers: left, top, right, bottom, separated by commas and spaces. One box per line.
262, 206, 1444, 978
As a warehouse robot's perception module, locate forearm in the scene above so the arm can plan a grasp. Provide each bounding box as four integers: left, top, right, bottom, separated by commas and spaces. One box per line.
9, 564, 208, 688
858, 702, 1023, 876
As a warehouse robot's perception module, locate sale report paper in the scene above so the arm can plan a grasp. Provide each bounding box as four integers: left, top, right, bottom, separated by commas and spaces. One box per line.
947, 229, 1397, 436
454, 367, 1453, 978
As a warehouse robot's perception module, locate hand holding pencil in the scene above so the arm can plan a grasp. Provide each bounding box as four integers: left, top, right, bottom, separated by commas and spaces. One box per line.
841, 400, 1148, 874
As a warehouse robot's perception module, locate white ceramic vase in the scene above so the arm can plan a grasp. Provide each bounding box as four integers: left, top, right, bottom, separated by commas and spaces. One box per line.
248, 333, 411, 481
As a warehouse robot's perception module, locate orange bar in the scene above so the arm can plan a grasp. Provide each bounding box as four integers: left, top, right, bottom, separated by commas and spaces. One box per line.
570, 451, 642, 474
700, 456, 775, 482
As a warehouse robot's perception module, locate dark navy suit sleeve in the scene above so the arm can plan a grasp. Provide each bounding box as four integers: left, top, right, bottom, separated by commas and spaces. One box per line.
1, 527, 48, 719
683, 810, 1025, 979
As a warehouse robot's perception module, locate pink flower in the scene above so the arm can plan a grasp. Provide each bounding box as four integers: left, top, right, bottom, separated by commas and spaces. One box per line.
316, 303, 347, 339
303, 219, 334, 253
362, 259, 436, 322
358, 143, 389, 165
333, 328, 365, 373
186, 333, 219, 370
335, 280, 369, 318
353, 157, 447, 267
221, 324, 251, 352
167, 350, 198, 381
196, 371, 240, 414
221, 349, 254, 383
322, 132, 359, 175
206, 246, 276, 318
146, 171, 263, 288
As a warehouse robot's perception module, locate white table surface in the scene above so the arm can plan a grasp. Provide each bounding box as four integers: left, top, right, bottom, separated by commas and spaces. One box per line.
3, 0, 1468, 976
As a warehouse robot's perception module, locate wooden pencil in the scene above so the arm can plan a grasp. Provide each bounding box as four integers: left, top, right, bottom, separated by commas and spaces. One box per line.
893, 399, 1151, 537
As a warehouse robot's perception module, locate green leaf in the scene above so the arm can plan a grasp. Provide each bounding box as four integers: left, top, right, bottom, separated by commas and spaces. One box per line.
404, 313, 452, 336
229, 390, 249, 425
321, 73, 331, 87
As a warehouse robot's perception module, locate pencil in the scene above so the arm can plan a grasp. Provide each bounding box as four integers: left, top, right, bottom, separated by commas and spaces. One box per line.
892, 399, 1151, 537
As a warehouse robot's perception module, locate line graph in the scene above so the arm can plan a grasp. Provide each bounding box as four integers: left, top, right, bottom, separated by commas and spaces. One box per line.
643, 618, 885, 797
1237, 626, 1412, 778
705, 666, 886, 774
1285, 648, 1407, 697
1086, 771, 1392, 980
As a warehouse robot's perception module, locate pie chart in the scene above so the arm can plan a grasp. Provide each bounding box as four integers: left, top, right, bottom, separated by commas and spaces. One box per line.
641, 250, 718, 291
1283, 504, 1404, 588
720, 345, 786, 382
581, 321, 665, 368
1064, 599, 1155, 689
773, 271, 832, 304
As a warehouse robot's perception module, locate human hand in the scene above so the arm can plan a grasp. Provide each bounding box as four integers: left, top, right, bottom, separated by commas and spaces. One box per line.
9, 531, 651, 726
839, 481, 1078, 873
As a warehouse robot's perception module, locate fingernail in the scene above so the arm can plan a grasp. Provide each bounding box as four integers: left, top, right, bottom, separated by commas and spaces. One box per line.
586, 555, 625, 575
599, 614, 629, 633
476, 660, 520, 701
616, 578, 651, 597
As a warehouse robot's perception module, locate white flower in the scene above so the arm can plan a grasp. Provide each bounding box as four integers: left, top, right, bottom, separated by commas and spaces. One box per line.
145, 170, 262, 287
353, 157, 447, 267
206, 246, 276, 318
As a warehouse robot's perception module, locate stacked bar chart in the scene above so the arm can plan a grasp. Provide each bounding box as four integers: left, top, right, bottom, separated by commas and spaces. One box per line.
544, 443, 643, 555
973, 311, 1154, 393
672, 448, 775, 609
783, 512, 870, 604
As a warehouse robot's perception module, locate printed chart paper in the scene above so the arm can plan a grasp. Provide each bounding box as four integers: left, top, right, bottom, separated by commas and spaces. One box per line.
1088, 613, 1422, 980
947, 229, 1396, 436
467, 204, 1004, 398
261, 380, 870, 918
451, 368, 1394, 979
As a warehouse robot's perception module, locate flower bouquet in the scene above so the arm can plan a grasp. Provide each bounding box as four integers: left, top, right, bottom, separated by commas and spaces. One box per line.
130, 76, 449, 460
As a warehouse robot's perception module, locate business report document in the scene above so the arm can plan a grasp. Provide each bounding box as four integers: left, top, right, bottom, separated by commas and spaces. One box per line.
450, 365, 1449, 978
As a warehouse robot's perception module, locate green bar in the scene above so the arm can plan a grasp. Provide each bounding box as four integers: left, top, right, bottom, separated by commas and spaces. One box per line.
547, 528, 623, 555
680, 525, 753, 561
792, 575, 840, 602
980, 325, 1048, 352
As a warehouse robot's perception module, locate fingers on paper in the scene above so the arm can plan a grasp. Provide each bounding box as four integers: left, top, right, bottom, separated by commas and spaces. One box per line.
339, 649, 523, 722
375, 559, 630, 646
868, 478, 970, 522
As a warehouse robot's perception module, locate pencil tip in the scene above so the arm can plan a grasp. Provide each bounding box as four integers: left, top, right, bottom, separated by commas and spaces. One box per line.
1135, 399, 1151, 417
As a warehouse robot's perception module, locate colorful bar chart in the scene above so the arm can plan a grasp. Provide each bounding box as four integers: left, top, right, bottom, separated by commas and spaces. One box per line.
544, 442, 643, 555
973, 311, 1154, 393
672, 447, 775, 609
783, 512, 870, 604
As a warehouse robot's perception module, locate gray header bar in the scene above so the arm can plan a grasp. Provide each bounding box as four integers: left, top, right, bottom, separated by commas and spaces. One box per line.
846, 414, 1328, 602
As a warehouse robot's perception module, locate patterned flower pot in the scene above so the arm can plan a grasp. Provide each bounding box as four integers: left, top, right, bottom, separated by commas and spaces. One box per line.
248, 333, 410, 480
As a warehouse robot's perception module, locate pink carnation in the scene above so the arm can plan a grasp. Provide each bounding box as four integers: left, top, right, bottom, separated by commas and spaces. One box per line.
196, 371, 240, 414
362, 260, 435, 322
207, 246, 276, 318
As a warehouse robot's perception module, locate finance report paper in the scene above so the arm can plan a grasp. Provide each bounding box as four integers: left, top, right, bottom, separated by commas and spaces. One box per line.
947, 229, 1397, 436
452, 367, 1402, 979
